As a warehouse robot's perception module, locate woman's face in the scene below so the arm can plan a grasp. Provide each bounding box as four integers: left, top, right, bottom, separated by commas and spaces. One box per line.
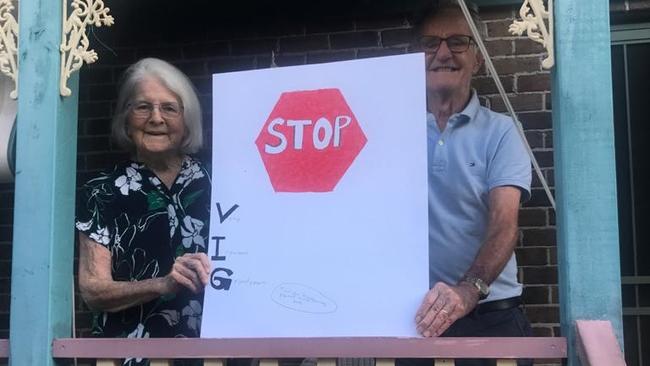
127, 77, 186, 160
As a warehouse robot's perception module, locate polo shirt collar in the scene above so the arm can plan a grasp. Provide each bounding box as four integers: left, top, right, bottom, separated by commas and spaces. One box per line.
426, 90, 480, 129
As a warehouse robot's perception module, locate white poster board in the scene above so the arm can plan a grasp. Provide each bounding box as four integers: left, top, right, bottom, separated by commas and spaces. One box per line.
201, 54, 429, 338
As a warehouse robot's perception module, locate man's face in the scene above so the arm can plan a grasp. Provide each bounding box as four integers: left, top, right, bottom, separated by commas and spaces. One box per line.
419, 9, 483, 97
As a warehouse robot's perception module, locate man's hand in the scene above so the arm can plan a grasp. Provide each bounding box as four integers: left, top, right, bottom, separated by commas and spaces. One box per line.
415, 281, 479, 337
164, 253, 211, 294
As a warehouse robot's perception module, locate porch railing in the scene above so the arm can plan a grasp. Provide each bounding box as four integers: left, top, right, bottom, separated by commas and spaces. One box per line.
0, 339, 7, 359
0, 320, 621, 366
52, 337, 566, 366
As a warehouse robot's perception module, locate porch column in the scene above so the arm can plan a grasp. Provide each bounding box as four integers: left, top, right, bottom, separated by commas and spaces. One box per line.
552, 0, 623, 364
9, 0, 79, 364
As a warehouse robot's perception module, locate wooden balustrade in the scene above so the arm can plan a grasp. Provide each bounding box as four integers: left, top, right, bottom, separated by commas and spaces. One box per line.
51, 337, 567, 366
2, 320, 625, 365
0, 339, 8, 359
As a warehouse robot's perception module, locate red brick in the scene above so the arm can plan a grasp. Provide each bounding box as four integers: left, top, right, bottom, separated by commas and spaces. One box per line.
486, 19, 517, 38
358, 48, 406, 59
523, 228, 556, 246
0, 262, 9, 278
135, 46, 183, 61
492, 56, 541, 75
479, 6, 515, 21
519, 208, 547, 227
514, 38, 547, 55
545, 131, 554, 148
0, 227, 11, 243
381, 28, 413, 47
519, 111, 552, 129
531, 169, 554, 191
549, 208, 556, 226
174, 61, 208, 77
78, 136, 112, 153
518, 73, 551, 92
516, 247, 549, 266
485, 39, 513, 56
629, 0, 650, 10
207, 57, 255, 73
231, 38, 278, 56
0, 212, 12, 227
307, 50, 356, 64
524, 305, 560, 323
78, 101, 112, 120
81, 119, 111, 136
490, 93, 544, 112
280, 35, 329, 53
80, 67, 113, 84
85, 152, 130, 171
545, 169, 555, 187
522, 266, 559, 285
0, 294, 8, 311
357, 16, 408, 30
182, 42, 230, 59
525, 130, 545, 149
551, 286, 559, 304
522, 285, 551, 304
272, 54, 307, 67
306, 17, 354, 34
533, 151, 554, 168
549, 247, 557, 265
472, 75, 514, 95
88, 84, 118, 101
330, 31, 379, 49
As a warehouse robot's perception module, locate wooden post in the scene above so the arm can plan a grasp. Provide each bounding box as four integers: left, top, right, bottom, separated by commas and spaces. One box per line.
9, 0, 79, 364
552, 0, 624, 364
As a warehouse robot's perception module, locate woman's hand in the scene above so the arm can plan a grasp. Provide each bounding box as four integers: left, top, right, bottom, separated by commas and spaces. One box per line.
78, 232, 211, 312
164, 253, 212, 294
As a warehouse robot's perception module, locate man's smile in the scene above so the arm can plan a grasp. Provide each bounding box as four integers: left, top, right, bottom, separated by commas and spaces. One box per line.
430, 66, 460, 72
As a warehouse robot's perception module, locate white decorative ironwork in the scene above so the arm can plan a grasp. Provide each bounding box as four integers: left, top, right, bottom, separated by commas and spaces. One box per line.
60, 0, 113, 96
0, 0, 18, 99
509, 0, 554, 69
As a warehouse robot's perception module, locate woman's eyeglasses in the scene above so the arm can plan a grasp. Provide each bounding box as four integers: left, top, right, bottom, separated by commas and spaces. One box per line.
128, 101, 183, 119
417, 35, 474, 54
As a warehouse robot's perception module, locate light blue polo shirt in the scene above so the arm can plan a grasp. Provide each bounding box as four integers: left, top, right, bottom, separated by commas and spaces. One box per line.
427, 91, 531, 302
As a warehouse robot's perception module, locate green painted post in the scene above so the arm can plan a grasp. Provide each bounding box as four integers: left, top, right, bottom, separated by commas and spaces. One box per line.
552, 0, 623, 364
9, 0, 79, 364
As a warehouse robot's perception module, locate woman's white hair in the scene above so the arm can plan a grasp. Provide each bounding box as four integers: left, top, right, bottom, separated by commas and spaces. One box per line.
112, 58, 203, 154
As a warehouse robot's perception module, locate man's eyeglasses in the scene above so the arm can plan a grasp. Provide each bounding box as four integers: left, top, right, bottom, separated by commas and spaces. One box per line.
128, 101, 183, 120
417, 35, 474, 54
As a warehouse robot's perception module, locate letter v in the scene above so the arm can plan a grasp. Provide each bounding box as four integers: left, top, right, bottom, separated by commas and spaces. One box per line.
216, 203, 239, 223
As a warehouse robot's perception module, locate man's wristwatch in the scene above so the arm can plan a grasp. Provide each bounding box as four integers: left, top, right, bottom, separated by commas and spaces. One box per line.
461, 276, 490, 300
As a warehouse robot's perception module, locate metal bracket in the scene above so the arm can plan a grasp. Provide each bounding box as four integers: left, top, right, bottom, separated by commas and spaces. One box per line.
509, 0, 554, 69
0, 0, 18, 99
60, 0, 113, 97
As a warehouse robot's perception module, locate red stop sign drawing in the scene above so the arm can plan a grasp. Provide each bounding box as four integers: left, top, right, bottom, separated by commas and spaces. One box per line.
255, 88, 367, 192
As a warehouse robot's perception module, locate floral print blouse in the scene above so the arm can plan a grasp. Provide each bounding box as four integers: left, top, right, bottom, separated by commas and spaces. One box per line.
76, 156, 211, 365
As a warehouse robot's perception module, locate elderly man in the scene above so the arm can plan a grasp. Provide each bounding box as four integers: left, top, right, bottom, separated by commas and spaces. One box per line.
411, 2, 533, 363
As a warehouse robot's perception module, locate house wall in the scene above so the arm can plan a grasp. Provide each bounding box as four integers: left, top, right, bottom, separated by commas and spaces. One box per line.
0, 0, 558, 346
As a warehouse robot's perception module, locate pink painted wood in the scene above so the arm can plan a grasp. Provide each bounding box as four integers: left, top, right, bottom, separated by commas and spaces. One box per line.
576, 320, 626, 366
52, 337, 566, 359
0, 339, 8, 358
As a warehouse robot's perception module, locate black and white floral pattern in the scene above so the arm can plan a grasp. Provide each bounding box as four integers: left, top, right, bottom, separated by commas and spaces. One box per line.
76, 156, 211, 366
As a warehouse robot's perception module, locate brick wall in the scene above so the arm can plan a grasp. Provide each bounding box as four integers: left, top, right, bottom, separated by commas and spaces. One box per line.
1, 0, 559, 355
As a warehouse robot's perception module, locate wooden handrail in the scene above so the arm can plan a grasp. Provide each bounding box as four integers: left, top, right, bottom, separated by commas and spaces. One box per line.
52, 337, 567, 359
576, 320, 626, 366
0, 339, 8, 358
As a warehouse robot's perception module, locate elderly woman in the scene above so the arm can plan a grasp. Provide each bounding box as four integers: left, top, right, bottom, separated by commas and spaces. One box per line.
76, 58, 211, 356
